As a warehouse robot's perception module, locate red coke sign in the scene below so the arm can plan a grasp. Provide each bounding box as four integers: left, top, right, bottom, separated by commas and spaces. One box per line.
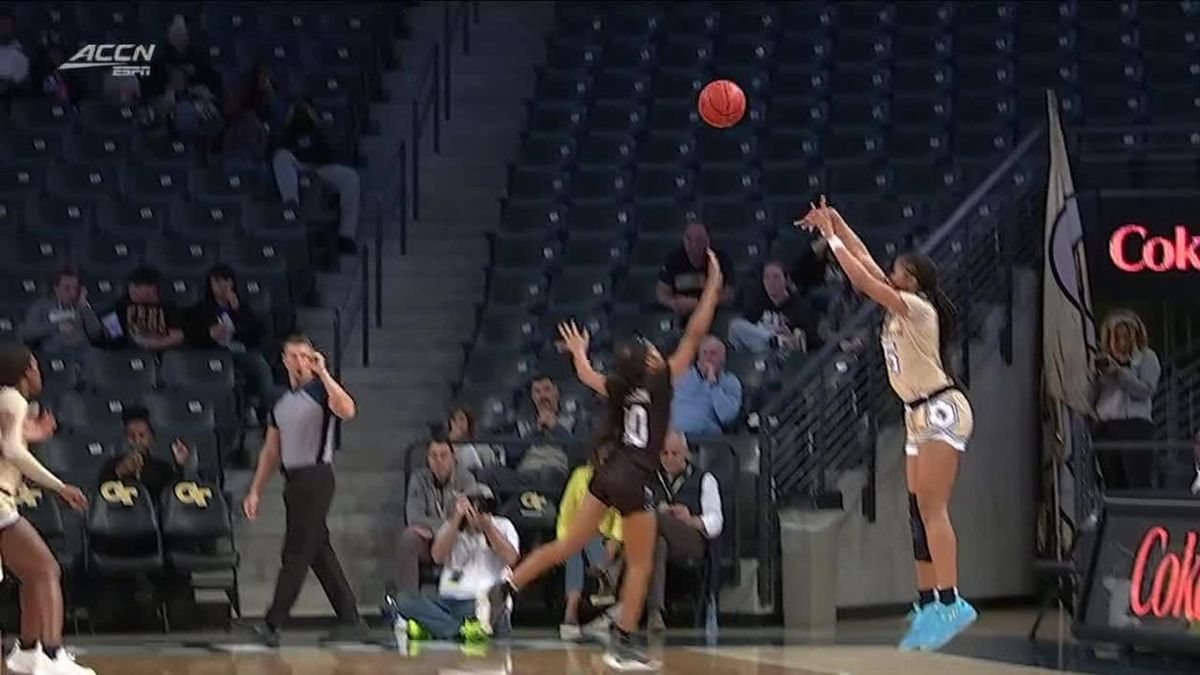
1109, 223, 1200, 273
1129, 525, 1200, 621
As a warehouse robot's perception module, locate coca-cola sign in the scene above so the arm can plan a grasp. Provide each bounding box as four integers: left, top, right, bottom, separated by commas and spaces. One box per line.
1109, 224, 1200, 273
1129, 525, 1200, 620
1076, 497, 1200, 655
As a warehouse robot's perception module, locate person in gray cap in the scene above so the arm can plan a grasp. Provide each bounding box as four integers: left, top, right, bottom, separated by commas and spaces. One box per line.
390, 483, 519, 642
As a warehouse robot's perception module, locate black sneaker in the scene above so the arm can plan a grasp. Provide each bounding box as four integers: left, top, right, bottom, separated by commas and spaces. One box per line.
602, 629, 660, 672
476, 581, 512, 637
234, 619, 280, 648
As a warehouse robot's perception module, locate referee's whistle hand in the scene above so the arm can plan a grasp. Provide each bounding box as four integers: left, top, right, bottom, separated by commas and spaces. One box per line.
243, 491, 261, 520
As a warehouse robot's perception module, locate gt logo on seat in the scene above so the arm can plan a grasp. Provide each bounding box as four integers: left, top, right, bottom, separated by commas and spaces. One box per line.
100, 481, 139, 506
520, 491, 547, 513
16, 485, 42, 508
175, 482, 212, 508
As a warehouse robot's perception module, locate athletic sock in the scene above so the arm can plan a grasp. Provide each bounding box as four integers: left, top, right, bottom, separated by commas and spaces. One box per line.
937, 587, 958, 605
917, 589, 936, 607
42, 644, 60, 658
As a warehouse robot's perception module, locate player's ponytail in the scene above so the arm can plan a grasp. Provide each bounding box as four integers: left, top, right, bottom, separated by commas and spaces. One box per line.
900, 252, 959, 366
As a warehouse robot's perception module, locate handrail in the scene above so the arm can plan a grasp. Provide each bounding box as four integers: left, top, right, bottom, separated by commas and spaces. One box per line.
331, 244, 370, 449
408, 0, 479, 224
762, 125, 1048, 418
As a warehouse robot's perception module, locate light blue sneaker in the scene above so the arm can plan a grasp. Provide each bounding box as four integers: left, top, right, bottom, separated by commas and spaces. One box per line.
898, 603, 934, 651
918, 597, 979, 652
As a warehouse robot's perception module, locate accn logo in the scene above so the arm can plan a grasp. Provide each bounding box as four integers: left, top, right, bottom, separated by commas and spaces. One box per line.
1109, 224, 1200, 272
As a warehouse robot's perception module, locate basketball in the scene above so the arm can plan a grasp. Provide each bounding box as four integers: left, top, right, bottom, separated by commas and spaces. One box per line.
698, 79, 746, 129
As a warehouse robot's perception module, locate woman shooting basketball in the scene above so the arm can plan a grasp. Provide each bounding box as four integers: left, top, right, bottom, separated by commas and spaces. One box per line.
801, 198, 977, 652
0, 344, 94, 675
481, 250, 724, 671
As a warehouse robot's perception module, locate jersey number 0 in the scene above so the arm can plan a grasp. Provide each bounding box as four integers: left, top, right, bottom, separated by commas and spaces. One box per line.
623, 404, 649, 449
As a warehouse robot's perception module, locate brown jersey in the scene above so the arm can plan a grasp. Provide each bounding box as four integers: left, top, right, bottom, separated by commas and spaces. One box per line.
880, 291, 953, 403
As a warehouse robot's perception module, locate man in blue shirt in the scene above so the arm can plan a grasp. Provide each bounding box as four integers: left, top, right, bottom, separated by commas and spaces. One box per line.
671, 336, 742, 436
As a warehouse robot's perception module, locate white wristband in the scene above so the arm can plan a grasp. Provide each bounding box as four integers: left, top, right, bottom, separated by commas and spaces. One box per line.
827, 236, 845, 251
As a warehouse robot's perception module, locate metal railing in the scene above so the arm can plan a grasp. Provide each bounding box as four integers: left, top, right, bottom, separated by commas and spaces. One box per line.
331, 241, 371, 449
408, 0, 479, 224
755, 126, 1049, 606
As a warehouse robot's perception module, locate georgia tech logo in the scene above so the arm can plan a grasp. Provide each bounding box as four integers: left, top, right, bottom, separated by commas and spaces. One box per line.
519, 491, 548, 514
174, 482, 213, 508
100, 481, 139, 506
15, 485, 42, 509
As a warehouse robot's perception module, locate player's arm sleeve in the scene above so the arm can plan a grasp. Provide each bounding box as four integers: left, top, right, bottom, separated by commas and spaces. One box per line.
699, 472, 724, 539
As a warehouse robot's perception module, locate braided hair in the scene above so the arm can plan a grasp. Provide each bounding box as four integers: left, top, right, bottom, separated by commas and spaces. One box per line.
896, 252, 958, 367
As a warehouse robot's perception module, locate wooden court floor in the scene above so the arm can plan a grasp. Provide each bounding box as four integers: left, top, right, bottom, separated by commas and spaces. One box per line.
56, 643, 1080, 675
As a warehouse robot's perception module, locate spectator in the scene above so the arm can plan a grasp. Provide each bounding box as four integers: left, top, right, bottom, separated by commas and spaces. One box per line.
396, 440, 477, 594
1092, 309, 1161, 490
220, 62, 286, 160
446, 405, 500, 471
18, 266, 103, 353
272, 99, 361, 254
671, 337, 742, 436
477, 375, 573, 498
727, 261, 820, 355
0, 9, 29, 102
557, 450, 622, 641
817, 279, 869, 354
645, 432, 724, 631
790, 233, 839, 302
1191, 431, 1200, 495
98, 405, 198, 499
30, 38, 85, 104
100, 265, 186, 352
143, 15, 223, 145
656, 222, 735, 319
186, 264, 277, 413
393, 484, 518, 642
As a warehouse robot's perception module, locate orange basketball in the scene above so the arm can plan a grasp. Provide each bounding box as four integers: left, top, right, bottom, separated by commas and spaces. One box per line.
698, 79, 746, 129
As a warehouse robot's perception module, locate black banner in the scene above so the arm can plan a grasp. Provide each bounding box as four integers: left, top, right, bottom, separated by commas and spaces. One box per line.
1076, 496, 1200, 653
1083, 190, 1200, 299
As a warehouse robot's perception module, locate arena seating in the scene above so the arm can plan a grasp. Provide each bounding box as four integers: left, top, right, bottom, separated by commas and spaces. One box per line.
470, 0, 1200, 423
0, 1, 402, 622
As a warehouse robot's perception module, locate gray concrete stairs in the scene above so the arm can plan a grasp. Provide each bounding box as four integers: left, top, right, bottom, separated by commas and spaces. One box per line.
231, 2, 554, 618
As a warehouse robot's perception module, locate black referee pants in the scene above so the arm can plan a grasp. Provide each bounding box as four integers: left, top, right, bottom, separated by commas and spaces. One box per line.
265, 464, 359, 627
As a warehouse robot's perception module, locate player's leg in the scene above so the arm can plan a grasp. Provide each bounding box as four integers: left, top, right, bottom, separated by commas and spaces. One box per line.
912, 438, 976, 650
479, 493, 608, 635
604, 510, 660, 672
898, 450, 938, 650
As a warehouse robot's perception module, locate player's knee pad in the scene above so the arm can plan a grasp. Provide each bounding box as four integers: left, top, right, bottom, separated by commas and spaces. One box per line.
909, 493, 932, 562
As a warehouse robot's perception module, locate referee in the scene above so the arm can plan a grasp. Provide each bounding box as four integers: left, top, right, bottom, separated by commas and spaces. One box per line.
241, 334, 364, 645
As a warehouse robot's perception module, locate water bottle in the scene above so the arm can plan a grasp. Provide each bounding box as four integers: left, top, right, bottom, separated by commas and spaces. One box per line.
393, 614, 408, 653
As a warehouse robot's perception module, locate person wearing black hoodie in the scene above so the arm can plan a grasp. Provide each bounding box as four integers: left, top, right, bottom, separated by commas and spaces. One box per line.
271, 99, 361, 253
186, 264, 277, 415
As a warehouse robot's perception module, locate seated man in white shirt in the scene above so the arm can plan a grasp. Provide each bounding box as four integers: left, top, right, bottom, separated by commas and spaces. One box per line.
393, 484, 519, 642
645, 431, 724, 631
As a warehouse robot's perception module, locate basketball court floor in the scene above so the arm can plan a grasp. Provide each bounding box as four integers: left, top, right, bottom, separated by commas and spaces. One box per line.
22, 609, 1200, 675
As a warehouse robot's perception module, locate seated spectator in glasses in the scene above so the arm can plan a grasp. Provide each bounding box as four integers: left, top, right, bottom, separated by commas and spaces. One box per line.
396, 439, 477, 594
0, 10, 29, 103
98, 405, 199, 500
657, 223, 735, 319
143, 16, 223, 145
727, 261, 820, 355
30, 37, 85, 104
392, 484, 518, 642
671, 337, 742, 436
477, 375, 573, 498
186, 264, 277, 414
446, 405, 500, 471
18, 267, 103, 354
272, 99, 361, 254
100, 265, 186, 352
557, 445, 622, 641
645, 432, 723, 632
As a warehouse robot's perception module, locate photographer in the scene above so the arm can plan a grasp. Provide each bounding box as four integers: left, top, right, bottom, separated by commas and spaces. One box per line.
392, 484, 519, 642
1091, 310, 1161, 490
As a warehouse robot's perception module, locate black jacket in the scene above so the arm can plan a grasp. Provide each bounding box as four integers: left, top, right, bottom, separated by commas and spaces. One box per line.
185, 297, 266, 350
